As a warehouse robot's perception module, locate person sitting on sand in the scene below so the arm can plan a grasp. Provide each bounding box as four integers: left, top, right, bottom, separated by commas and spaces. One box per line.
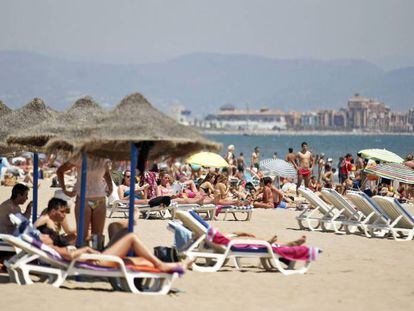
35, 197, 76, 246
253, 177, 274, 209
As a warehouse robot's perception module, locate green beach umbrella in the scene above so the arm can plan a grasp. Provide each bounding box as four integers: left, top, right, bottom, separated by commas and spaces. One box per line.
358, 148, 404, 164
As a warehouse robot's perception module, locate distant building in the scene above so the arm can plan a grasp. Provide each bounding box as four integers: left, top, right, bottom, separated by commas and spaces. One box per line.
171, 105, 192, 125
204, 105, 287, 131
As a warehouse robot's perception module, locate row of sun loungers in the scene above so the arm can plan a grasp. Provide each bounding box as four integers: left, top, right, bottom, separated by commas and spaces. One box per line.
297, 187, 414, 241
107, 200, 254, 221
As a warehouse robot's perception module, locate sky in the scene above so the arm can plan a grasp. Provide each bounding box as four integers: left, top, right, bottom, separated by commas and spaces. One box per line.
1, 0, 414, 67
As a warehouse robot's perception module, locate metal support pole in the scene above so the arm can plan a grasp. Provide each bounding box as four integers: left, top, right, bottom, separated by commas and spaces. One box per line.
32, 153, 39, 223
76, 152, 88, 247
128, 143, 138, 233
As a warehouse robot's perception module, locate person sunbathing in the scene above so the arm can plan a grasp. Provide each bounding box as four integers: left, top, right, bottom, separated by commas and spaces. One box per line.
117, 170, 149, 205
253, 177, 274, 209
38, 227, 186, 273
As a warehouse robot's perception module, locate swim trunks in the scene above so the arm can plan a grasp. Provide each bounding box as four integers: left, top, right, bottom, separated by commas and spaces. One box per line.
298, 168, 311, 177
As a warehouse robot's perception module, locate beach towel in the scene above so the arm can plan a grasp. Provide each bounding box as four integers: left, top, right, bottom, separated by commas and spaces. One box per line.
168, 221, 193, 251
206, 227, 319, 261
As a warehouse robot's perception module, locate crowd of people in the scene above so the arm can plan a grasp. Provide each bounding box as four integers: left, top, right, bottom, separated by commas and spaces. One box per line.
0, 143, 413, 269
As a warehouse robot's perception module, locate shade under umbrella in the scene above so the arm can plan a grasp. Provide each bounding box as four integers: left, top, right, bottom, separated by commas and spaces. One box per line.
364, 163, 414, 184
44, 93, 220, 160
7, 96, 105, 153
260, 158, 297, 178
358, 149, 404, 164
186, 152, 228, 168
1, 98, 56, 155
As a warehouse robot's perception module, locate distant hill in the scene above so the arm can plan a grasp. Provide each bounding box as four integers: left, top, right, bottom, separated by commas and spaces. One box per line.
0, 50, 413, 115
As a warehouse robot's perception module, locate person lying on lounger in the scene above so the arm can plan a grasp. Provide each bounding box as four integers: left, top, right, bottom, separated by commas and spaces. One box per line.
38, 228, 186, 273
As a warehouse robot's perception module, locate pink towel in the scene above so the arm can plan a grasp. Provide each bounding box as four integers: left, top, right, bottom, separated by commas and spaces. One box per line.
207, 227, 319, 261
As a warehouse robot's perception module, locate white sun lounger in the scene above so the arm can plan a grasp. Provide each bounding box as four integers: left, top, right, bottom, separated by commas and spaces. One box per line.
0, 234, 179, 295
321, 188, 366, 234
175, 210, 314, 275
107, 200, 176, 220
173, 203, 217, 220
372, 196, 414, 241
297, 187, 344, 232
345, 191, 391, 238
215, 205, 253, 221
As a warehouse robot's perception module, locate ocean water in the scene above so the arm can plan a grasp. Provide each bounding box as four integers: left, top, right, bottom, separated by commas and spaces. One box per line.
206, 134, 414, 166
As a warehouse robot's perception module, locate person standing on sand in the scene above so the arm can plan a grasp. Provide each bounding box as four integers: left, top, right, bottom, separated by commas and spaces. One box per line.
285, 148, 297, 167
296, 142, 313, 195
250, 146, 260, 170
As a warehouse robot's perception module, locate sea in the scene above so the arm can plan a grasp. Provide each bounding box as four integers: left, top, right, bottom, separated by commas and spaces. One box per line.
206, 134, 414, 166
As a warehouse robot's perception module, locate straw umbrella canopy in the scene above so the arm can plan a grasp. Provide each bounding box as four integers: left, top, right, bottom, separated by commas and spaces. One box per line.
0, 100, 12, 116
45, 92, 220, 160
1, 98, 56, 156
7, 96, 106, 154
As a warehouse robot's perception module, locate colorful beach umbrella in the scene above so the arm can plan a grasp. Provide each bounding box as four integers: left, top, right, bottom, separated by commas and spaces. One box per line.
186, 152, 228, 168
358, 149, 404, 164
364, 163, 414, 184
260, 158, 296, 178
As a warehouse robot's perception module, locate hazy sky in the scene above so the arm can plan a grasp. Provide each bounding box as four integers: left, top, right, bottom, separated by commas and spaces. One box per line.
1, 0, 414, 65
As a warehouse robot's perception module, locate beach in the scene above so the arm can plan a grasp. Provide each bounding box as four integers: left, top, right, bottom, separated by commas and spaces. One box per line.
1, 179, 413, 311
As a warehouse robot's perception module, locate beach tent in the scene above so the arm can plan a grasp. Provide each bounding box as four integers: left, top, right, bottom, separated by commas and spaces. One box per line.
186, 152, 228, 168
358, 149, 404, 164
0, 98, 57, 223
364, 163, 414, 184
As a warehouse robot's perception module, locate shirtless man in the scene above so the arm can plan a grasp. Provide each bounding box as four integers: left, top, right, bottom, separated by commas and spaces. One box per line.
285, 148, 297, 168
250, 147, 260, 170
253, 177, 274, 209
296, 142, 314, 195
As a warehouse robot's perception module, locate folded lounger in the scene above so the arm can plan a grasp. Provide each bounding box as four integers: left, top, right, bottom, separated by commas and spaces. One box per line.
174, 210, 319, 275
321, 188, 366, 234
108, 199, 176, 220
0, 234, 181, 295
372, 196, 414, 241
214, 205, 253, 221
297, 187, 344, 232
172, 203, 217, 220
345, 191, 390, 238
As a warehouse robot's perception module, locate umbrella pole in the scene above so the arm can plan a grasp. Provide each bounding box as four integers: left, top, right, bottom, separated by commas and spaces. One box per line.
128, 143, 138, 233
76, 152, 88, 247
32, 153, 39, 223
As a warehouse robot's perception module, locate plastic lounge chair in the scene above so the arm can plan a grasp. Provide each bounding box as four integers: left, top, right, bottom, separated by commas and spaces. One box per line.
175, 210, 318, 275
108, 199, 176, 220
321, 188, 366, 234
0, 237, 16, 253
296, 187, 344, 232
372, 196, 414, 241
214, 205, 253, 221
345, 191, 390, 238
173, 203, 217, 220
1, 234, 180, 295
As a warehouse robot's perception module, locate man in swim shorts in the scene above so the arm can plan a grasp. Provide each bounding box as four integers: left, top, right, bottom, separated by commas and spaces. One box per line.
296, 142, 314, 195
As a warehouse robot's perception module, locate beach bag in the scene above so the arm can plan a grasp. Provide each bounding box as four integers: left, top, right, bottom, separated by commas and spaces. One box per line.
153, 246, 179, 262
148, 196, 171, 207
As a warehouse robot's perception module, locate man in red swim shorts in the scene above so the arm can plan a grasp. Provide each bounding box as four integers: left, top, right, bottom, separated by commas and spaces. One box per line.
296, 142, 314, 195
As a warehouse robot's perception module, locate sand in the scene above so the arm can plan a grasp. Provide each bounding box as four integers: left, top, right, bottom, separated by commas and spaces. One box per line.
1, 179, 413, 311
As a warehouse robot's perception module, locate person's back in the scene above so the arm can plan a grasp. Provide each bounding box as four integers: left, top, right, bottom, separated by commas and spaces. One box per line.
0, 183, 31, 234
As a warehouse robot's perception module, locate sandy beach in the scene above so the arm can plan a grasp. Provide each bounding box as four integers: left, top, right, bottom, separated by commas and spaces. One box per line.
1, 179, 413, 311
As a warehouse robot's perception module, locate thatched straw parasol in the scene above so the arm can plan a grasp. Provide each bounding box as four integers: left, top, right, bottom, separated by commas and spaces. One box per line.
45, 92, 220, 160
0, 100, 12, 116
1, 98, 56, 156
7, 96, 105, 153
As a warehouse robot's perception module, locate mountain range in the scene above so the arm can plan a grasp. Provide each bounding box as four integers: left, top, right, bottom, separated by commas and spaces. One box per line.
0, 50, 413, 115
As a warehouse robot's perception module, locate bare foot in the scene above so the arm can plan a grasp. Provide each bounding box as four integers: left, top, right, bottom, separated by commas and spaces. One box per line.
268, 235, 278, 244
286, 235, 306, 247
